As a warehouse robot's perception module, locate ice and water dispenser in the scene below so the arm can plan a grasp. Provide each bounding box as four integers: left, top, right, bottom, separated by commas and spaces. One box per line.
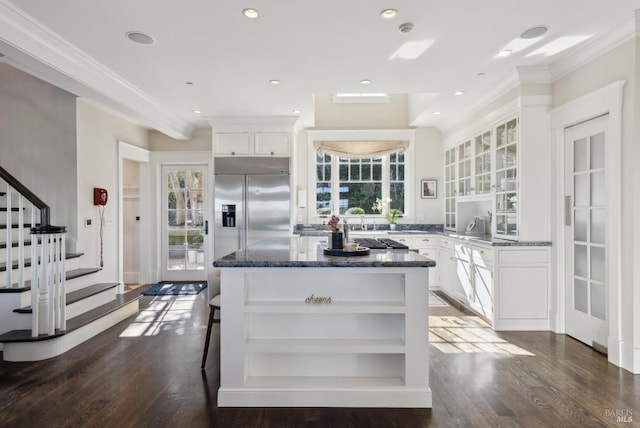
222, 204, 236, 227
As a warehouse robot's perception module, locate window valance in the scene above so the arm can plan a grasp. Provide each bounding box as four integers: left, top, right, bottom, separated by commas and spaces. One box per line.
314, 140, 410, 159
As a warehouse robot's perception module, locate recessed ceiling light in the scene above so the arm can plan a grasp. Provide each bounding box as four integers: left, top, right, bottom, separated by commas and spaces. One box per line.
269, 79, 280, 85
433, 111, 441, 115
454, 90, 464, 96
126, 31, 155, 45
243, 8, 259, 19
521, 26, 549, 39
360, 79, 371, 85
193, 110, 201, 114
380, 9, 397, 19
496, 49, 512, 58
293, 109, 301, 114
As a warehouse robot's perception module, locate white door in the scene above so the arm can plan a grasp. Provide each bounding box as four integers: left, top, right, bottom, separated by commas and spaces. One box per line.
564, 115, 608, 348
161, 165, 209, 281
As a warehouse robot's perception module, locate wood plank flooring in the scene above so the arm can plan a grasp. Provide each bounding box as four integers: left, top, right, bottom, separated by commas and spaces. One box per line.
0, 289, 637, 427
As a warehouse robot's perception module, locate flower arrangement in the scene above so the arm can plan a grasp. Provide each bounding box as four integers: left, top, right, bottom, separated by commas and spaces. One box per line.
372, 198, 402, 224
327, 214, 341, 232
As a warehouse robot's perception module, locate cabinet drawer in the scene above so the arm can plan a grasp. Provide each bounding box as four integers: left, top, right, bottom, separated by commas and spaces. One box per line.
388, 235, 413, 247
498, 249, 548, 264
439, 238, 454, 250
470, 244, 494, 263
413, 235, 439, 249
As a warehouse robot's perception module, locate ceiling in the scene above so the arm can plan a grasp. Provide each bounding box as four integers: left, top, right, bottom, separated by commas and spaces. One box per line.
0, 0, 639, 139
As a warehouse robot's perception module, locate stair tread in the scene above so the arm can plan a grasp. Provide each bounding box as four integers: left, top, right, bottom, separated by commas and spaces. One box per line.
0, 267, 100, 292
0, 252, 84, 272
0, 292, 141, 343
13, 283, 119, 313
0, 240, 37, 249
0, 223, 38, 229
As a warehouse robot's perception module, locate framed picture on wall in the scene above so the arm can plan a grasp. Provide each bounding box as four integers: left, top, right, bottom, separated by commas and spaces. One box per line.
421, 179, 437, 199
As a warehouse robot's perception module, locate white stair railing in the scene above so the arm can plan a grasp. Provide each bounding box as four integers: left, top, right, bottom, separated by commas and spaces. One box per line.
31, 230, 66, 336
1, 167, 67, 337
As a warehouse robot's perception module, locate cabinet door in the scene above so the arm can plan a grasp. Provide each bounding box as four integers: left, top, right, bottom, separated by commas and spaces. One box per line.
418, 248, 439, 289
438, 248, 455, 296
473, 263, 493, 320
452, 243, 473, 303
216, 132, 252, 155
254, 132, 290, 155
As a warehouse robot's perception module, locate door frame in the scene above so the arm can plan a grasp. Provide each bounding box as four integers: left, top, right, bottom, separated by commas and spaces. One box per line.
151, 151, 214, 282
549, 81, 624, 367
118, 141, 152, 291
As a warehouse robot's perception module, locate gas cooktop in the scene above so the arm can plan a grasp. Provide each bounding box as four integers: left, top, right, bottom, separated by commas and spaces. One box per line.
351, 237, 409, 250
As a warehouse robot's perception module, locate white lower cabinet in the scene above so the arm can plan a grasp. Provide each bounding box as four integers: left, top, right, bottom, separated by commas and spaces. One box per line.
390, 234, 440, 289
438, 237, 549, 330
218, 267, 432, 408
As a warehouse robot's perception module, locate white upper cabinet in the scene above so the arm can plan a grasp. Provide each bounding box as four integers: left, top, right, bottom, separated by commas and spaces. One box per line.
443, 95, 551, 241
209, 117, 297, 157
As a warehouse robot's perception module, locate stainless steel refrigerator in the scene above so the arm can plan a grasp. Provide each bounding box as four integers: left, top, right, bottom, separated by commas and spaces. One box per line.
214, 157, 290, 258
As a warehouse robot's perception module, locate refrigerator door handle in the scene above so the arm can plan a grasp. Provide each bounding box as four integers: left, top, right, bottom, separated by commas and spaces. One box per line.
238, 228, 244, 251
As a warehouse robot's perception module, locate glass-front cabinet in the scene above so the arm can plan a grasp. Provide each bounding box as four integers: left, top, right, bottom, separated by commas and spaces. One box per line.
457, 140, 472, 197
494, 117, 518, 239
474, 131, 492, 195
445, 147, 457, 230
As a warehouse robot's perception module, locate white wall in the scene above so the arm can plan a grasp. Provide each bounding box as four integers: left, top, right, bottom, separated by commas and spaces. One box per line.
76, 100, 148, 284
0, 64, 78, 241
314, 94, 409, 129
551, 37, 639, 373
413, 127, 444, 224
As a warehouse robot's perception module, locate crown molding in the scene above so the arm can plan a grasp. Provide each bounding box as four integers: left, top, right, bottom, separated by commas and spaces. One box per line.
549, 14, 637, 81
437, 72, 520, 135
0, 0, 193, 140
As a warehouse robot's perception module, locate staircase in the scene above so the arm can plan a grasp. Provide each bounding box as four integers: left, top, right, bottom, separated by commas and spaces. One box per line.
0, 168, 140, 362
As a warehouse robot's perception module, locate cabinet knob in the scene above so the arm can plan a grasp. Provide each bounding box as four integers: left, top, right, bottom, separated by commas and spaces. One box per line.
270, 151, 275, 155
231, 151, 236, 155
422, 238, 429, 242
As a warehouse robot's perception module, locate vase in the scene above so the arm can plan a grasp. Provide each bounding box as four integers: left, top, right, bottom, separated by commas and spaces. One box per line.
328, 231, 344, 249
390, 224, 396, 231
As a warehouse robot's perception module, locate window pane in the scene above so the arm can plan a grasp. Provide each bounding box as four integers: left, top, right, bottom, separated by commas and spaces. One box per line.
324, 165, 331, 181
316, 182, 331, 215
390, 183, 405, 213
317, 165, 323, 181
339, 164, 348, 180
398, 164, 404, 181
362, 164, 371, 180
373, 164, 382, 180
350, 164, 360, 180
339, 183, 381, 215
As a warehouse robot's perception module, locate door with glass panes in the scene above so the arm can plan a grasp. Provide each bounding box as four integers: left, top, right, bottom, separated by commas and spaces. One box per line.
161, 165, 208, 281
564, 115, 608, 349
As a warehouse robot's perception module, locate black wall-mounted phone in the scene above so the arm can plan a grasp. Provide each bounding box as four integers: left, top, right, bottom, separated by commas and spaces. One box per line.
93, 187, 108, 206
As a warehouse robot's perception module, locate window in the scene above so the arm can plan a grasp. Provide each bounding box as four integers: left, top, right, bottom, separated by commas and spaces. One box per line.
315, 152, 405, 217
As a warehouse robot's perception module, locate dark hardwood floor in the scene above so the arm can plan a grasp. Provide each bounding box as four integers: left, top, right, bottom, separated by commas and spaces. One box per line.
0, 289, 637, 427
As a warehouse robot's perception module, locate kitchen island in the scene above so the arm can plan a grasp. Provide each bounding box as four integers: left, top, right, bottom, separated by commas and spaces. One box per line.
213, 236, 435, 408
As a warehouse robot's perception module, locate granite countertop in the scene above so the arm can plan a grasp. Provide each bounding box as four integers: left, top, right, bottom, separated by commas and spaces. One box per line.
214, 237, 436, 268
296, 229, 551, 246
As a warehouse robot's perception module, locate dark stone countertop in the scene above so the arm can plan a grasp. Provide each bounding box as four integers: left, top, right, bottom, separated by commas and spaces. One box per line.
296, 230, 551, 247
213, 237, 436, 268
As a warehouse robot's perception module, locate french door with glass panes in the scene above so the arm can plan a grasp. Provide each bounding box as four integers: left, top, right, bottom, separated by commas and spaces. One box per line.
161, 165, 208, 281
564, 115, 608, 349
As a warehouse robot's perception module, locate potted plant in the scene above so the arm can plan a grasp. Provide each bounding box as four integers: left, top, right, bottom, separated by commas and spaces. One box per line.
372, 198, 402, 230
327, 214, 343, 249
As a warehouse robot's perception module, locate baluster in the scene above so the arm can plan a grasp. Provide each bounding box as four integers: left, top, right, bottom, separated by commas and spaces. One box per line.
59, 233, 66, 331
17, 194, 24, 289
5, 186, 12, 288
47, 234, 54, 335
30, 228, 38, 337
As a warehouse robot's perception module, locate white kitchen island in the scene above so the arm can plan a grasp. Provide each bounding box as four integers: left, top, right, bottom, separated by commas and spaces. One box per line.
213, 236, 435, 408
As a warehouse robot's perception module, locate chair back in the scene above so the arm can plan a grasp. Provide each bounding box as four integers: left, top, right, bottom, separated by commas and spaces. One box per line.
208, 268, 221, 301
